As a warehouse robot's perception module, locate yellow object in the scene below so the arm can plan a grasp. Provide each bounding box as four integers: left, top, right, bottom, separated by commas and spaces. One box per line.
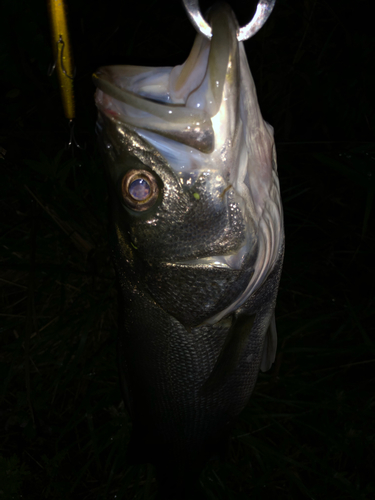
47, 0, 75, 120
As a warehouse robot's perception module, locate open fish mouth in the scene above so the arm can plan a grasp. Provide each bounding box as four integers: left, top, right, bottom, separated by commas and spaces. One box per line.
93, 4, 245, 185
92, 6, 233, 156
93, 3, 283, 324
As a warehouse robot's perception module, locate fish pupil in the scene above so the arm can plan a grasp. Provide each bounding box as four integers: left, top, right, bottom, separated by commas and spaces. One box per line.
129, 178, 151, 201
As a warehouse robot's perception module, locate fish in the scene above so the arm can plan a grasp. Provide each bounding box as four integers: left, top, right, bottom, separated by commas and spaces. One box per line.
93, 2, 284, 497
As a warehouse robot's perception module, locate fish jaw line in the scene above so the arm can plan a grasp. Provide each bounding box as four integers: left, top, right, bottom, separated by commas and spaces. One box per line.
173, 246, 247, 271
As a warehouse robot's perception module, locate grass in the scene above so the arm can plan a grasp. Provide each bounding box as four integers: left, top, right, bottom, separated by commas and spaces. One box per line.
1, 0, 374, 498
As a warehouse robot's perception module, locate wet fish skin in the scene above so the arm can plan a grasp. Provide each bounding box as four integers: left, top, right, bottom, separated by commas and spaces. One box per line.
94, 2, 284, 495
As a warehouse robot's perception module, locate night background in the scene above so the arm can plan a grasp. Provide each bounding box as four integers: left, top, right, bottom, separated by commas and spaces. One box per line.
0, 0, 374, 498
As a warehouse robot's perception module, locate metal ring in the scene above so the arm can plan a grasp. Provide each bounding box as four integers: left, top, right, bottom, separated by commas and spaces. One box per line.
182, 0, 276, 41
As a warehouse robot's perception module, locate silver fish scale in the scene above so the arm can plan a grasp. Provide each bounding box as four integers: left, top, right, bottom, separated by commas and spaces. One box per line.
132, 186, 244, 261
114, 241, 283, 466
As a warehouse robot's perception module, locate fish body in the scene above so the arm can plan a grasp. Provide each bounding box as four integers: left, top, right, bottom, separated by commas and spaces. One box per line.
93, 3, 284, 495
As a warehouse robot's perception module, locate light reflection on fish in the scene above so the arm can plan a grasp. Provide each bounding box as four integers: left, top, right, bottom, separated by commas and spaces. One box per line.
93, 2, 284, 496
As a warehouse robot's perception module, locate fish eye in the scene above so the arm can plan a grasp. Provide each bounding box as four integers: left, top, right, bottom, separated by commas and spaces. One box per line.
121, 169, 159, 211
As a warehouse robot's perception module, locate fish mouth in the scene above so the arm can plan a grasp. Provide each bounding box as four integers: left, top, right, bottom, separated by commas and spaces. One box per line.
93, 68, 214, 153
92, 3, 239, 157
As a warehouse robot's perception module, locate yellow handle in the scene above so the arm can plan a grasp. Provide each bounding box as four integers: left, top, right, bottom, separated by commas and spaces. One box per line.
47, 0, 75, 120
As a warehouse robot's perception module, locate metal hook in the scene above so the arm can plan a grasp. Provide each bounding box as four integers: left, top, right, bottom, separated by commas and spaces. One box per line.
182, 0, 276, 41
48, 35, 76, 79
59, 35, 76, 79
67, 119, 86, 152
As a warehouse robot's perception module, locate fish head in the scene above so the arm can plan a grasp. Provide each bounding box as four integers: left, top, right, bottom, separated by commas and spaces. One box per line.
93, 2, 283, 326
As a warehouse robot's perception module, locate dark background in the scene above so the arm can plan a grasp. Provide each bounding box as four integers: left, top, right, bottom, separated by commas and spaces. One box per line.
0, 0, 374, 498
